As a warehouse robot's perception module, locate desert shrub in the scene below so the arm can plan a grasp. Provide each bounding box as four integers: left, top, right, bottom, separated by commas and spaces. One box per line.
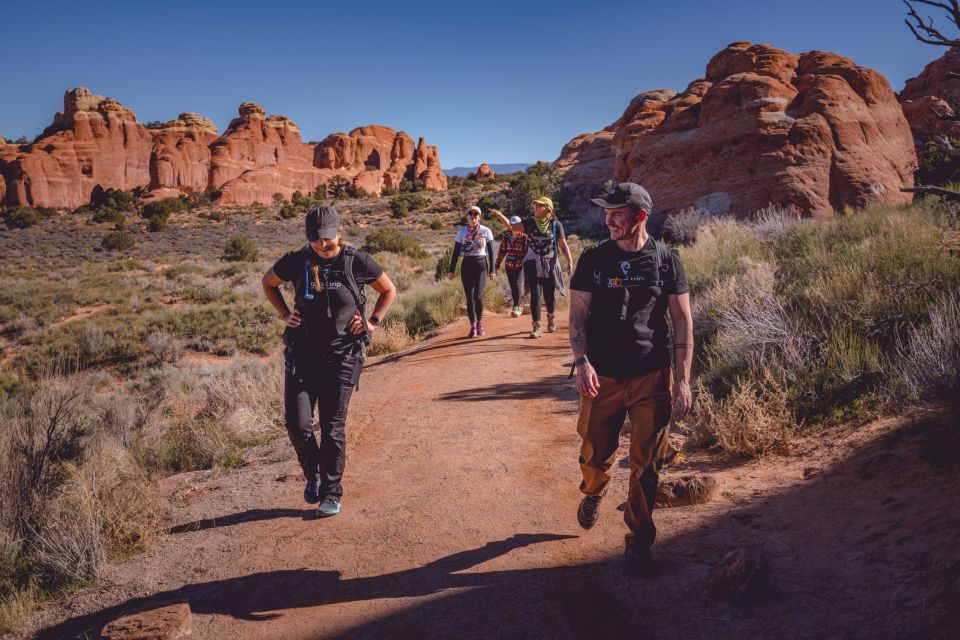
435, 248, 457, 280
685, 368, 792, 457
390, 194, 430, 218
145, 331, 183, 365
678, 219, 765, 296
896, 291, 960, 403
148, 302, 279, 355
429, 220, 444, 230
362, 228, 428, 258
367, 322, 415, 356
351, 185, 371, 199
101, 230, 135, 251
148, 211, 169, 231
313, 183, 327, 200
291, 190, 309, 207
395, 280, 463, 336
91, 188, 135, 213
505, 161, 561, 217
2, 206, 52, 229
748, 204, 801, 242
381, 187, 400, 197
90, 208, 126, 228
663, 208, 709, 244
272, 193, 285, 207
451, 193, 466, 211
222, 235, 259, 262
327, 175, 351, 199
279, 204, 302, 219
142, 197, 187, 220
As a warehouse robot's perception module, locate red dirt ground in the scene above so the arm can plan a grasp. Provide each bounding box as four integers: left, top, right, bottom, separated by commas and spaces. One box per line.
17, 312, 960, 640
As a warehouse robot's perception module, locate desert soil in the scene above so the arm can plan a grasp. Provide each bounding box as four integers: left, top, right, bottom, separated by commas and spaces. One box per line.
17, 312, 960, 640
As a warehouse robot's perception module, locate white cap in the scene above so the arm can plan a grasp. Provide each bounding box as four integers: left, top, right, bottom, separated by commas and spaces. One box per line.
466, 205, 482, 215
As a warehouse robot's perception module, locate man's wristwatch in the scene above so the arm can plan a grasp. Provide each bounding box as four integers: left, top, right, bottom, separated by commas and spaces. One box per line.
574, 356, 590, 368
368, 315, 381, 327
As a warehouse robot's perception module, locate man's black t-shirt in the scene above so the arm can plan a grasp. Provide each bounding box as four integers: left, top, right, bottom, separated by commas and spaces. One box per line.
570, 238, 688, 379
272, 245, 383, 357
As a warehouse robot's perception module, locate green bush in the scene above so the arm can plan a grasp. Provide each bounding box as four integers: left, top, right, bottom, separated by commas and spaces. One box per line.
2, 206, 53, 229
390, 194, 429, 218
92, 187, 135, 212
101, 231, 135, 251
148, 211, 169, 232
429, 220, 444, 231
142, 197, 187, 220
221, 236, 259, 262
362, 228, 428, 258
327, 176, 351, 199
279, 204, 302, 220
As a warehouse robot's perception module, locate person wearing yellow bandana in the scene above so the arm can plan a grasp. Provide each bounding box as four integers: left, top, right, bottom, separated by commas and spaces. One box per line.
488, 197, 573, 337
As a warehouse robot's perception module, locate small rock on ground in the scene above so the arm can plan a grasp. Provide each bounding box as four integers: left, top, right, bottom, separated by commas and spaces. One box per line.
707, 548, 771, 604
656, 474, 718, 507
100, 601, 192, 640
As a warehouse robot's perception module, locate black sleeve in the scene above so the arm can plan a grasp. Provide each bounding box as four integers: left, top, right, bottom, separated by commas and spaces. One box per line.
664, 249, 689, 295
448, 242, 463, 273
570, 246, 596, 292
352, 250, 384, 286
486, 240, 494, 272
271, 250, 301, 283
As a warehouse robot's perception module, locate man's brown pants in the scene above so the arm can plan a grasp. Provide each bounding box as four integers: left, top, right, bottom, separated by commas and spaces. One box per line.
577, 367, 672, 549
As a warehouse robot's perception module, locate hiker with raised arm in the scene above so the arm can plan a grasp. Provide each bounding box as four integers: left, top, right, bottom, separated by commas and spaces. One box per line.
567, 183, 694, 576
494, 215, 529, 317
447, 205, 495, 338
262, 205, 396, 518
488, 198, 573, 338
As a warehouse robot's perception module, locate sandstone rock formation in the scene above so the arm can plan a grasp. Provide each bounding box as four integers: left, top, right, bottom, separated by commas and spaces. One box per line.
3, 88, 153, 209
557, 43, 916, 221
1, 91, 449, 208
476, 163, 495, 181
148, 113, 219, 194
900, 46, 960, 166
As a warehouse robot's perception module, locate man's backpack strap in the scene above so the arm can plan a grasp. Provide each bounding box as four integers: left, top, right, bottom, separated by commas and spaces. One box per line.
651, 239, 671, 288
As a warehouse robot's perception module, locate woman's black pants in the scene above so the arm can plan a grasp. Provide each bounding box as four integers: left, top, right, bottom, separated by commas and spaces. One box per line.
506, 267, 523, 307
461, 256, 487, 324
284, 353, 358, 500
523, 259, 555, 322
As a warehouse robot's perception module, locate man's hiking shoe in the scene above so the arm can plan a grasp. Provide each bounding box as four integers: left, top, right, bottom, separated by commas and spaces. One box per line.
577, 493, 603, 529
303, 479, 322, 505
510, 305, 522, 318
468, 324, 477, 338
476, 321, 486, 336
530, 321, 542, 339
316, 497, 341, 518
624, 545, 661, 578
547, 313, 557, 333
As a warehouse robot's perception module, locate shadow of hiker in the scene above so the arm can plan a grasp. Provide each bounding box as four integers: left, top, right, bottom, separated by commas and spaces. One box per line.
167, 508, 310, 534
438, 374, 580, 405
34, 533, 584, 639
366, 331, 532, 369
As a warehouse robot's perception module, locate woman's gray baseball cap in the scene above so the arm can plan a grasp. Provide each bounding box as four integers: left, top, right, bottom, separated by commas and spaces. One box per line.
305, 205, 341, 240
590, 183, 653, 212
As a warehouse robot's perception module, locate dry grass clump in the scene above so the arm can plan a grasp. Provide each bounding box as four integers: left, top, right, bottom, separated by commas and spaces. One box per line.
679, 218, 766, 296
896, 291, 960, 403
685, 369, 792, 457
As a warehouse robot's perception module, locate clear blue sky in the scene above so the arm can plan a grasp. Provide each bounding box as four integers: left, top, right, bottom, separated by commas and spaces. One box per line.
0, 0, 942, 167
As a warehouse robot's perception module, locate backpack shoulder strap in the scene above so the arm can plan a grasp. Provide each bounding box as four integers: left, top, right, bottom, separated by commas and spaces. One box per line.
651, 239, 671, 285
341, 246, 366, 310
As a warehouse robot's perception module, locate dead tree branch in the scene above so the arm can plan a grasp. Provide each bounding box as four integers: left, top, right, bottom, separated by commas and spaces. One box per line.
930, 134, 960, 155
904, 0, 960, 46
902, 185, 960, 200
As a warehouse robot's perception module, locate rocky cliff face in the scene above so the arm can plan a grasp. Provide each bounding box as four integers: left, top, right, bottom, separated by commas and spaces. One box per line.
4, 88, 153, 209
557, 43, 916, 221
900, 46, 960, 167
1, 90, 448, 208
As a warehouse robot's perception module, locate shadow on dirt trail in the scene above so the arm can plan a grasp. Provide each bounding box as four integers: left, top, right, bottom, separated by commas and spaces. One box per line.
37, 421, 960, 640
438, 374, 579, 406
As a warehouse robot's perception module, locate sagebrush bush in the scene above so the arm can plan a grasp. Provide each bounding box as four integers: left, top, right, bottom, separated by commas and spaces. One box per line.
362, 228, 428, 258
101, 230, 135, 251
896, 291, 960, 403
663, 208, 709, 244
222, 235, 259, 262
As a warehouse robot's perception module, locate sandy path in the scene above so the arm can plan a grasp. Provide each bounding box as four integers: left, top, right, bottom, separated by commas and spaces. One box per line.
22, 311, 960, 639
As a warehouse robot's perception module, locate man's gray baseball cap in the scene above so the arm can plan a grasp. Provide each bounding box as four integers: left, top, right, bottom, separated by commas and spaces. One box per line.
305, 205, 341, 240
590, 183, 653, 212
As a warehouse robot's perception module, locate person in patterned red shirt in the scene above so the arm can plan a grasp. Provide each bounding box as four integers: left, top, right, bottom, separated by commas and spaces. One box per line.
495, 215, 529, 317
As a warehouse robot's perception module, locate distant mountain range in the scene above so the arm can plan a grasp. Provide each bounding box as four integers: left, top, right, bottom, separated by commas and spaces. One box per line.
444, 163, 532, 177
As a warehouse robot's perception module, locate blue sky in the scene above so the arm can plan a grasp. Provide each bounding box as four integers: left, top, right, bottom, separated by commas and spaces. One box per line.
1, 0, 944, 167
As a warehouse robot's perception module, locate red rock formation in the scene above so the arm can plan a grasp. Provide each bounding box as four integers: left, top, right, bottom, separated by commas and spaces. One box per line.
476, 163, 495, 181
0, 92, 449, 208
148, 113, 219, 194
557, 43, 916, 220
900, 46, 960, 165
3, 88, 153, 209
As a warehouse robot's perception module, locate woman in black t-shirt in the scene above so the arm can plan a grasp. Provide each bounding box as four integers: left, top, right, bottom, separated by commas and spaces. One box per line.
489, 198, 573, 338
262, 205, 396, 518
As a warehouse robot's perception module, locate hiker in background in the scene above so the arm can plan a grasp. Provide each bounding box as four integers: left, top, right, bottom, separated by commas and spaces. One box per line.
495, 215, 529, 317
447, 205, 495, 337
261, 205, 396, 518
568, 183, 693, 576
489, 198, 573, 338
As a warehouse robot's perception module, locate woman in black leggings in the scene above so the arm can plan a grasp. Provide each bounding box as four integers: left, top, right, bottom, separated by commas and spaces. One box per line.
447, 206, 495, 337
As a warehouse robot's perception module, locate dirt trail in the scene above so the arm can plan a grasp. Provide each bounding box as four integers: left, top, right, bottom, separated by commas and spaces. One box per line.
21, 312, 960, 640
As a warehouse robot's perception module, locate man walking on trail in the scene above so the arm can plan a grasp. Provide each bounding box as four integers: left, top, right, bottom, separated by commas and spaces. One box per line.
262, 205, 396, 518
568, 183, 694, 576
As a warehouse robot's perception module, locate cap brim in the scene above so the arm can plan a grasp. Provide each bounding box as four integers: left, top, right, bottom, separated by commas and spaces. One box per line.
590, 197, 622, 209
307, 227, 338, 240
